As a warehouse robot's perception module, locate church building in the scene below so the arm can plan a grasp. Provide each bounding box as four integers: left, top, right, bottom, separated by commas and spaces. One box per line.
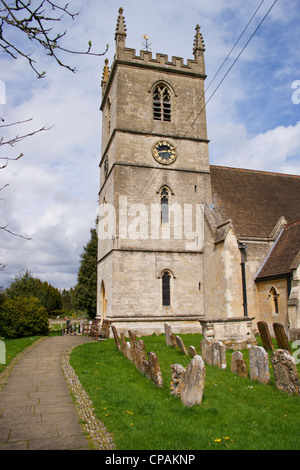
97, 8, 300, 339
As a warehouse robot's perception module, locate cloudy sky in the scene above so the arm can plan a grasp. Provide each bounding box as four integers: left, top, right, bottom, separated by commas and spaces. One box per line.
0, 0, 299, 290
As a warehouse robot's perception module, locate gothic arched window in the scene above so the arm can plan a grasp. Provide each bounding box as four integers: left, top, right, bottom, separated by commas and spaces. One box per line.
160, 187, 170, 223
162, 271, 171, 306
153, 84, 171, 122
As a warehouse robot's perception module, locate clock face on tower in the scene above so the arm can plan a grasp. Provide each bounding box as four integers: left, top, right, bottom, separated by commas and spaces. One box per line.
152, 141, 177, 165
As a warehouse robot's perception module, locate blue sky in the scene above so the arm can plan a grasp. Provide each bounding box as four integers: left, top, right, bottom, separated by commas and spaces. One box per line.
0, 0, 299, 290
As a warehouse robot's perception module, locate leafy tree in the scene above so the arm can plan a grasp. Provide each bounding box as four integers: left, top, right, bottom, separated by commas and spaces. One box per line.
0, 295, 49, 338
73, 228, 97, 318
6, 269, 62, 315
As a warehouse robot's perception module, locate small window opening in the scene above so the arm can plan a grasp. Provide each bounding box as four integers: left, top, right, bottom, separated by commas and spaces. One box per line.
162, 271, 171, 306
270, 287, 279, 315
160, 187, 169, 223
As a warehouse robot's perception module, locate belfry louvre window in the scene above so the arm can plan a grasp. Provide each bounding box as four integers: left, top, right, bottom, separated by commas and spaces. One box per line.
162, 271, 171, 306
153, 84, 171, 122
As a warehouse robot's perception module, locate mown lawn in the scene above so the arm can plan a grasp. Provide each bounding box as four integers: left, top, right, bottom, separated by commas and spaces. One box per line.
70, 333, 300, 450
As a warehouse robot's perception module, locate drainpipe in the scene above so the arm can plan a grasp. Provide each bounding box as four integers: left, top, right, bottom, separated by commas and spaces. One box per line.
238, 242, 248, 317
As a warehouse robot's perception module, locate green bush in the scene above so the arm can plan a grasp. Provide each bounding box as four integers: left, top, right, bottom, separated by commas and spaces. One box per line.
0, 296, 49, 339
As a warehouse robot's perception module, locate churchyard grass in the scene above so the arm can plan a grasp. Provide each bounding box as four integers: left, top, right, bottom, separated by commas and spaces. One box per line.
70, 333, 300, 450
0, 336, 42, 375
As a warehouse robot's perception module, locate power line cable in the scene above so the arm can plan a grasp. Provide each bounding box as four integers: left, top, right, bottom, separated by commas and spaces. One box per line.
109, 0, 278, 237
176, 0, 266, 139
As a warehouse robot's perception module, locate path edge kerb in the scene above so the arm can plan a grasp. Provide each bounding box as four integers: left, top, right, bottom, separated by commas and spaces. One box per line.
0, 337, 47, 391
61, 343, 115, 451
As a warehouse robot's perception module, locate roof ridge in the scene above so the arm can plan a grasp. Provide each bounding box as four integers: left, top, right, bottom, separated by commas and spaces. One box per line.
210, 164, 300, 178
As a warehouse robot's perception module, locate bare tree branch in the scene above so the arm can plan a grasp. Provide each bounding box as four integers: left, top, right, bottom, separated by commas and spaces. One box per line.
0, 0, 109, 78
0, 223, 31, 239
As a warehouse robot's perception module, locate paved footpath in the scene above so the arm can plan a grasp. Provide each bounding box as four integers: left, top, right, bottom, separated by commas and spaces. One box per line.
0, 335, 94, 450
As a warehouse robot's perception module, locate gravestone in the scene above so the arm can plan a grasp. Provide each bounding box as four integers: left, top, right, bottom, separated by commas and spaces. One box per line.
170, 364, 186, 397
236, 359, 248, 378
249, 346, 270, 385
176, 336, 189, 356
170, 334, 177, 348
188, 346, 197, 357
180, 356, 206, 407
200, 338, 213, 366
120, 333, 127, 356
143, 358, 152, 380
273, 322, 291, 353
271, 349, 300, 395
231, 351, 248, 377
164, 322, 172, 346
212, 341, 226, 369
257, 321, 274, 351
135, 339, 147, 373
148, 352, 163, 388
128, 330, 137, 363
125, 342, 132, 361
231, 351, 243, 372
112, 325, 122, 352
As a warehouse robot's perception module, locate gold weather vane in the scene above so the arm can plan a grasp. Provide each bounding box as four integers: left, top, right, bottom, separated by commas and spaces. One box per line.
142, 34, 152, 52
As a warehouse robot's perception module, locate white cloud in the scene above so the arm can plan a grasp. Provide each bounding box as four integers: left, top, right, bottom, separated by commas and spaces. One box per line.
0, 0, 299, 290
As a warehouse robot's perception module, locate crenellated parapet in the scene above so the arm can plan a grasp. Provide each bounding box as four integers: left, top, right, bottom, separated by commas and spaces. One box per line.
111, 7, 205, 77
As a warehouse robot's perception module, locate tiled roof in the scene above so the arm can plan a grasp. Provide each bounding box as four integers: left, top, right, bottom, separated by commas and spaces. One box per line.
210, 165, 300, 238
256, 221, 300, 280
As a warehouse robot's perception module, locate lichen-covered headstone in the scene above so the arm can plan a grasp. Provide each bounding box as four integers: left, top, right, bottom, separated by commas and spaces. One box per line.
148, 352, 163, 388
231, 351, 248, 378
180, 356, 206, 407
271, 349, 300, 395
164, 322, 172, 346
200, 338, 213, 366
212, 341, 226, 369
170, 364, 186, 397
188, 346, 197, 357
249, 346, 270, 385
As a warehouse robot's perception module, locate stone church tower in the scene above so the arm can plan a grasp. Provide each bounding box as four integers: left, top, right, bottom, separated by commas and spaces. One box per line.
97, 8, 212, 334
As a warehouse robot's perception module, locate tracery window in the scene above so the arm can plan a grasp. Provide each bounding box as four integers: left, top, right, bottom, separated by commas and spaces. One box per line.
153, 84, 171, 122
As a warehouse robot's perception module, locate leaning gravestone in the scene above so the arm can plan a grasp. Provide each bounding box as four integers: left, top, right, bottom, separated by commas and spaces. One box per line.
120, 333, 127, 356
212, 341, 226, 369
112, 325, 122, 352
180, 356, 206, 407
176, 336, 189, 356
164, 322, 172, 346
273, 322, 291, 354
257, 321, 274, 351
128, 330, 137, 363
200, 338, 213, 366
249, 346, 270, 385
170, 334, 177, 348
135, 339, 147, 374
271, 349, 300, 395
148, 352, 163, 388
